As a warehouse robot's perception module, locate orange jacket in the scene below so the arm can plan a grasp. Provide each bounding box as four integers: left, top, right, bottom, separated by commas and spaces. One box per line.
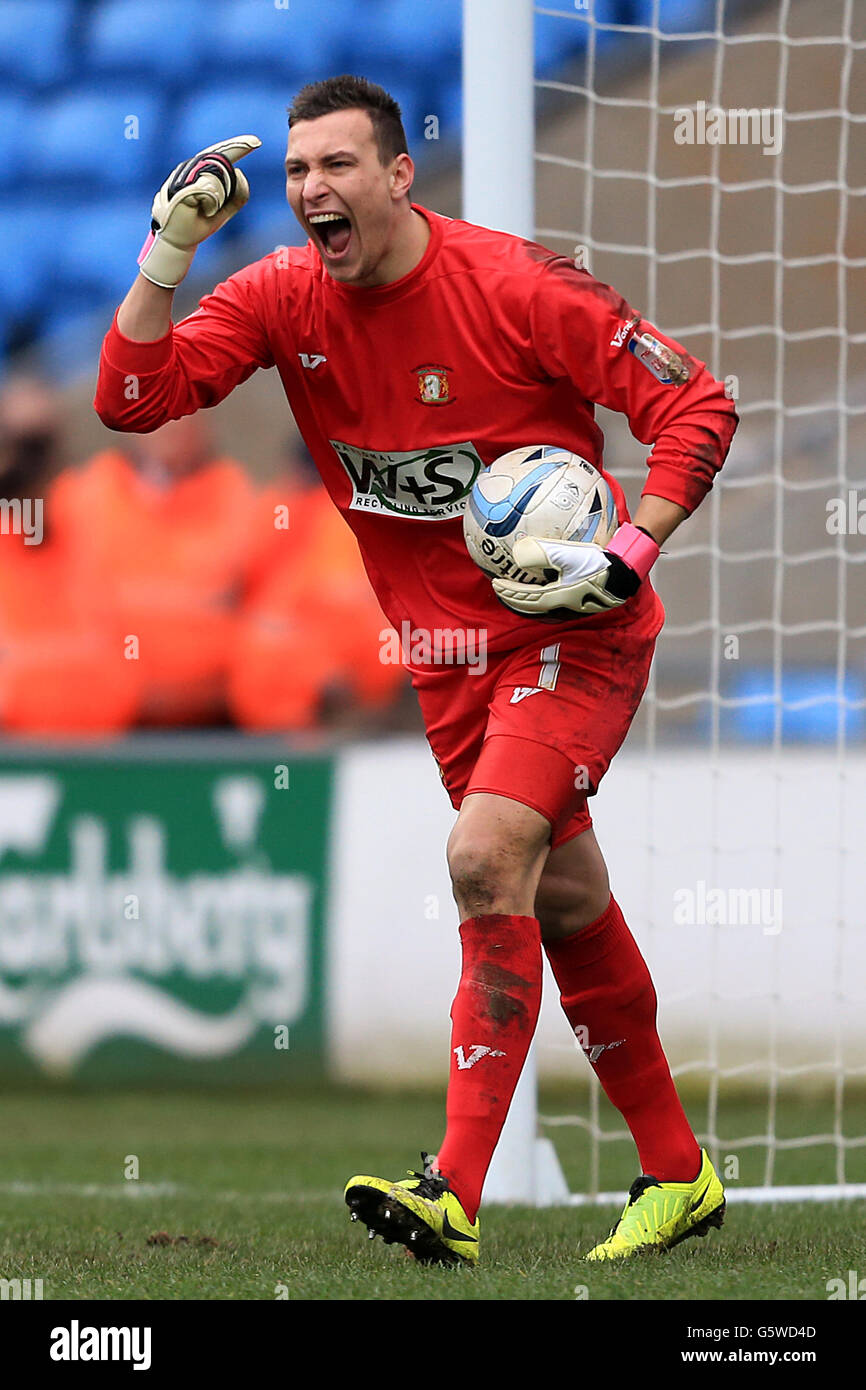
0, 519, 139, 736
52, 449, 262, 726
230, 482, 406, 730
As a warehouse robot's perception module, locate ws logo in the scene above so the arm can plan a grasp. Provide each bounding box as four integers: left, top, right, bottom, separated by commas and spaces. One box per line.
331, 439, 483, 521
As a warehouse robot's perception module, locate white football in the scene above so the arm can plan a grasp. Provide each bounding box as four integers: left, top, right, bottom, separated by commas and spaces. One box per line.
463, 444, 619, 585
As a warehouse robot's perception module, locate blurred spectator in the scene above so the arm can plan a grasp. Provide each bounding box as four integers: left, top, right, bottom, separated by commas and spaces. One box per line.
0, 396, 408, 737
53, 415, 261, 726
0, 375, 139, 735
229, 437, 408, 732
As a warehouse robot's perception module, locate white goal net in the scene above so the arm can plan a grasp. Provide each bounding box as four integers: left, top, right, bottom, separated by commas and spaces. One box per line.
473, 0, 866, 1205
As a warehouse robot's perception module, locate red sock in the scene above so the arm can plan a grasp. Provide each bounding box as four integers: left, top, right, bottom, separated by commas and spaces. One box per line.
435, 914, 542, 1222
544, 896, 700, 1182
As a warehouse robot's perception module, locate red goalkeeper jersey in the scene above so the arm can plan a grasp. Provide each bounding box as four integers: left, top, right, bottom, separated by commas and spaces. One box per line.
94, 204, 738, 654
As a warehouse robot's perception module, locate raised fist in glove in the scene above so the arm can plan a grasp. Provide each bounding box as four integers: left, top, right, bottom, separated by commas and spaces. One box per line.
138, 135, 262, 289
492, 522, 660, 619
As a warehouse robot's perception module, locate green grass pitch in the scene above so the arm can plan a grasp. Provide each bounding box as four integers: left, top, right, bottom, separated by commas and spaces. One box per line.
1, 1084, 864, 1301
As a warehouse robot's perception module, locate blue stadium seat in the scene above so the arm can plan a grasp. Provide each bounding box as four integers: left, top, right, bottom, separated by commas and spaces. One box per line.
724, 668, 866, 743
172, 88, 292, 191
0, 96, 29, 164
57, 198, 238, 293
192, 202, 275, 277
210, 0, 355, 82
30, 89, 166, 189
38, 303, 111, 385
240, 195, 307, 258
626, 0, 715, 34
0, 1, 74, 87
533, 0, 642, 58
535, 10, 589, 77
86, 0, 211, 82
0, 206, 55, 319
55, 201, 148, 302
346, 0, 460, 73
391, 82, 430, 147
434, 77, 462, 140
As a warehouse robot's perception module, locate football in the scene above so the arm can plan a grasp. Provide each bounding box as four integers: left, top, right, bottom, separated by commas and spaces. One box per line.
463, 444, 619, 585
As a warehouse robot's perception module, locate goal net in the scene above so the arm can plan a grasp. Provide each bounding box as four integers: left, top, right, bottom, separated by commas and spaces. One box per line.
474, 0, 866, 1205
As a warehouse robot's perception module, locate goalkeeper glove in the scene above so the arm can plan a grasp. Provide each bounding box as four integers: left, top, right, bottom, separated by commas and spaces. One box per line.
137, 135, 262, 289
492, 522, 660, 618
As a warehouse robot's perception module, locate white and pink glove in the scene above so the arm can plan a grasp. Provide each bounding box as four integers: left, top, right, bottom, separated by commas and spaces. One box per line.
492, 522, 660, 618
137, 135, 261, 289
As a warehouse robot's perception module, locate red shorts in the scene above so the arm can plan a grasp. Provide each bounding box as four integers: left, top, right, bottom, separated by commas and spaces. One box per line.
410, 588, 664, 848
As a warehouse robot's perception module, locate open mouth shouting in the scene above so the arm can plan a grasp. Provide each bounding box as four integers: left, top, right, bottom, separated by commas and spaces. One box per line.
308, 210, 354, 263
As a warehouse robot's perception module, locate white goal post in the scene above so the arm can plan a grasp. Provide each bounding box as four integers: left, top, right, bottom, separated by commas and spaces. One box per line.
464, 0, 866, 1206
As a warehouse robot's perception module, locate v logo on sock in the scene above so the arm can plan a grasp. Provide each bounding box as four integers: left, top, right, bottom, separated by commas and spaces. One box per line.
453, 1043, 507, 1071
437, 914, 543, 1223
580, 1037, 626, 1064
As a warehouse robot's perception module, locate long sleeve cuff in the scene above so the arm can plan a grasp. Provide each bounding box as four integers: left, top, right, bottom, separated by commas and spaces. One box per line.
101, 309, 174, 374
640, 462, 710, 514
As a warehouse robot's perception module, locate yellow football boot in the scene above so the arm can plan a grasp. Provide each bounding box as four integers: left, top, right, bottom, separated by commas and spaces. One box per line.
344, 1153, 479, 1266
585, 1149, 725, 1261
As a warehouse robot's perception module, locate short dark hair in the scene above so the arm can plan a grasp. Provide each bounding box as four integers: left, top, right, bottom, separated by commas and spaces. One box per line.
288, 75, 408, 166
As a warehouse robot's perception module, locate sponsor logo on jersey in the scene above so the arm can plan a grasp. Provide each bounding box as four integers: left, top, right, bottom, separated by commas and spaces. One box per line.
412, 363, 454, 406
628, 331, 690, 385
298, 352, 327, 369
453, 1044, 506, 1071
610, 315, 640, 349
330, 439, 483, 520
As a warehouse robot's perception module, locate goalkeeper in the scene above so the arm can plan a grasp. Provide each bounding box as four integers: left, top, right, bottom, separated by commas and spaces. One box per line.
94, 76, 738, 1266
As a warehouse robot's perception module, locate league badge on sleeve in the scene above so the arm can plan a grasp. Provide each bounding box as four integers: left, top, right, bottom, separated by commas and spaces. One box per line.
628, 330, 691, 386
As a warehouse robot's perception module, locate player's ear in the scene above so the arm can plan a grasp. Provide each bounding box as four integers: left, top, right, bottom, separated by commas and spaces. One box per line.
390, 152, 414, 200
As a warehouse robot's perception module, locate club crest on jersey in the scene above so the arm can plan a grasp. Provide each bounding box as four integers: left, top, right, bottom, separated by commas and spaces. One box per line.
413, 363, 454, 406
628, 331, 690, 386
